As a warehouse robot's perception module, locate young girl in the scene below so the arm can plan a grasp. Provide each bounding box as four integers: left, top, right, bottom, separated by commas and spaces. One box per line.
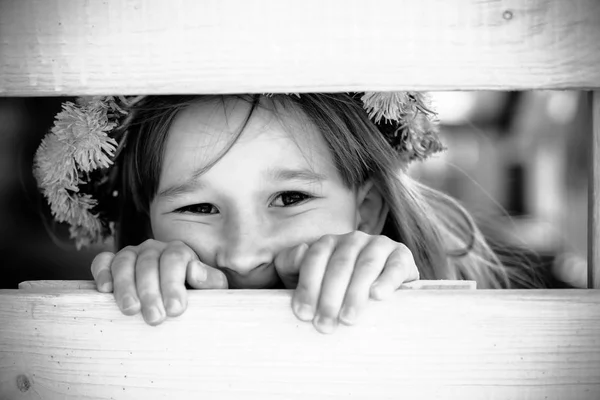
34, 93, 539, 334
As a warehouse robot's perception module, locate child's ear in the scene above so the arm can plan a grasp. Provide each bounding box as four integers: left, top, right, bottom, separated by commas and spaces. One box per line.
356, 179, 389, 235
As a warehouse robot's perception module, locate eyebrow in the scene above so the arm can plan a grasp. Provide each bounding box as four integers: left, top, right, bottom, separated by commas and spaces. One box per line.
156, 167, 327, 201
266, 167, 327, 184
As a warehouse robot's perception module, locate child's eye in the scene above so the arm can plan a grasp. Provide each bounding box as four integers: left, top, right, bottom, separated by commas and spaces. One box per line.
271, 191, 312, 207
175, 203, 219, 215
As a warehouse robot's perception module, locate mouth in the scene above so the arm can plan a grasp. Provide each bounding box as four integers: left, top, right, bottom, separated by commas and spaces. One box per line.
224, 264, 282, 289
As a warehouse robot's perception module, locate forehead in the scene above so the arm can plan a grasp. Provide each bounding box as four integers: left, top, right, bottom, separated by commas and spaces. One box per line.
159, 97, 336, 184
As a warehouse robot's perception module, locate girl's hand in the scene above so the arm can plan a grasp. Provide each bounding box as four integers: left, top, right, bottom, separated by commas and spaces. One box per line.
91, 239, 228, 325
274, 231, 419, 334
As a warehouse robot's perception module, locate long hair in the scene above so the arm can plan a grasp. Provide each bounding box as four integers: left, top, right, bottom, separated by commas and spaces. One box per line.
114, 93, 539, 289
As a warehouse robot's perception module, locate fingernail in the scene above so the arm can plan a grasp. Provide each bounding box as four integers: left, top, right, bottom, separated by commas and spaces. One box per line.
98, 271, 111, 290
166, 298, 181, 315
339, 306, 356, 325
371, 283, 388, 300
315, 314, 337, 334
121, 295, 137, 311
145, 307, 162, 324
295, 303, 314, 321
193, 262, 207, 282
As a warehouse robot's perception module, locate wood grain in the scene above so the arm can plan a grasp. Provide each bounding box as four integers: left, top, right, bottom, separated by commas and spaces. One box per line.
0, 288, 599, 399
1, 0, 599, 96
18, 280, 98, 291
591, 91, 600, 289
16, 279, 477, 291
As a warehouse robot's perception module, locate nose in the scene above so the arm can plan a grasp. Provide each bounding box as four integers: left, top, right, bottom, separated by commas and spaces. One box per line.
215, 212, 273, 276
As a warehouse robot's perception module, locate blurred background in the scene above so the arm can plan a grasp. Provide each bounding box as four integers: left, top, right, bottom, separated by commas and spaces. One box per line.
0, 91, 591, 289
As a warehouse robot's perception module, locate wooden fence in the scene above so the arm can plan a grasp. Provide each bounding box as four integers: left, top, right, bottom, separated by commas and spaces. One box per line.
1, 0, 599, 399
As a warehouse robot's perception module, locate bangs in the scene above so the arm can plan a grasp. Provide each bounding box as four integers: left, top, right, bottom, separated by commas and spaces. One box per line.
122, 95, 261, 216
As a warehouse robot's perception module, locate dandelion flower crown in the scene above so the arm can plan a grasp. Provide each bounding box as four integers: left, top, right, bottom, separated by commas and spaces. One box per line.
33, 92, 445, 249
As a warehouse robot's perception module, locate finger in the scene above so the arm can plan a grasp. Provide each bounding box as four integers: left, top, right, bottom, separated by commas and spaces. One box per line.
91, 252, 115, 292
135, 247, 167, 326
273, 243, 309, 288
370, 245, 419, 301
186, 259, 229, 289
292, 235, 336, 324
339, 236, 396, 325
552, 252, 587, 288
313, 233, 369, 334
110, 247, 142, 316
159, 241, 195, 317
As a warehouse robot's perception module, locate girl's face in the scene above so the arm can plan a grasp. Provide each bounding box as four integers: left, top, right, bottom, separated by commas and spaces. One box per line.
150, 98, 363, 289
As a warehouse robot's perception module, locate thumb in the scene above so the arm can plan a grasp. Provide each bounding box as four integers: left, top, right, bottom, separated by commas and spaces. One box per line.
274, 243, 309, 289
186, 259, 229, 289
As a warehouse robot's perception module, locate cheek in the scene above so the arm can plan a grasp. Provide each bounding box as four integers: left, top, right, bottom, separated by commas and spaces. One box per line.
281, 200, 359, 243
147, 190, 359, 264
151, 218, 221, 264
321, 188, 360, 229
311, 208, 357, 234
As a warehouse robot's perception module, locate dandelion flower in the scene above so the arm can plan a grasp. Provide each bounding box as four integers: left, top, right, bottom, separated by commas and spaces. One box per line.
33, 96, 126, 248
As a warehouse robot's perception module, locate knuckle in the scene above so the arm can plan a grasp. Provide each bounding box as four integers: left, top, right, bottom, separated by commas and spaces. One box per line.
386, 248, 420, 282
140, 238, 163, 250
136, 248, 161, 264
167, 239, 187, 249
371, 235, 391, 247
110, 250, 136, 272
347, 230, 367, 240
292, 242, 309, 257
117, 246, 138, 260
387, 256, 408, 274
320, 234, 335, 243
161, 246, 189, 265
316, 234, 336, 248
392, 244, 414, 264
396, 241, 412, 254
328, 254, 355, 271
357, 256, 381, 272
120, 245, 135, 255
338, 231, 368, 245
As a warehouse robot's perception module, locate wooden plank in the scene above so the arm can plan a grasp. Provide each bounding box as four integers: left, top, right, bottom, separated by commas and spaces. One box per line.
18, 280, 98, 291
0, 289, 599, 399
1, 0, 599, 96
591, 91, 600, 289
16, 279, 477, 291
